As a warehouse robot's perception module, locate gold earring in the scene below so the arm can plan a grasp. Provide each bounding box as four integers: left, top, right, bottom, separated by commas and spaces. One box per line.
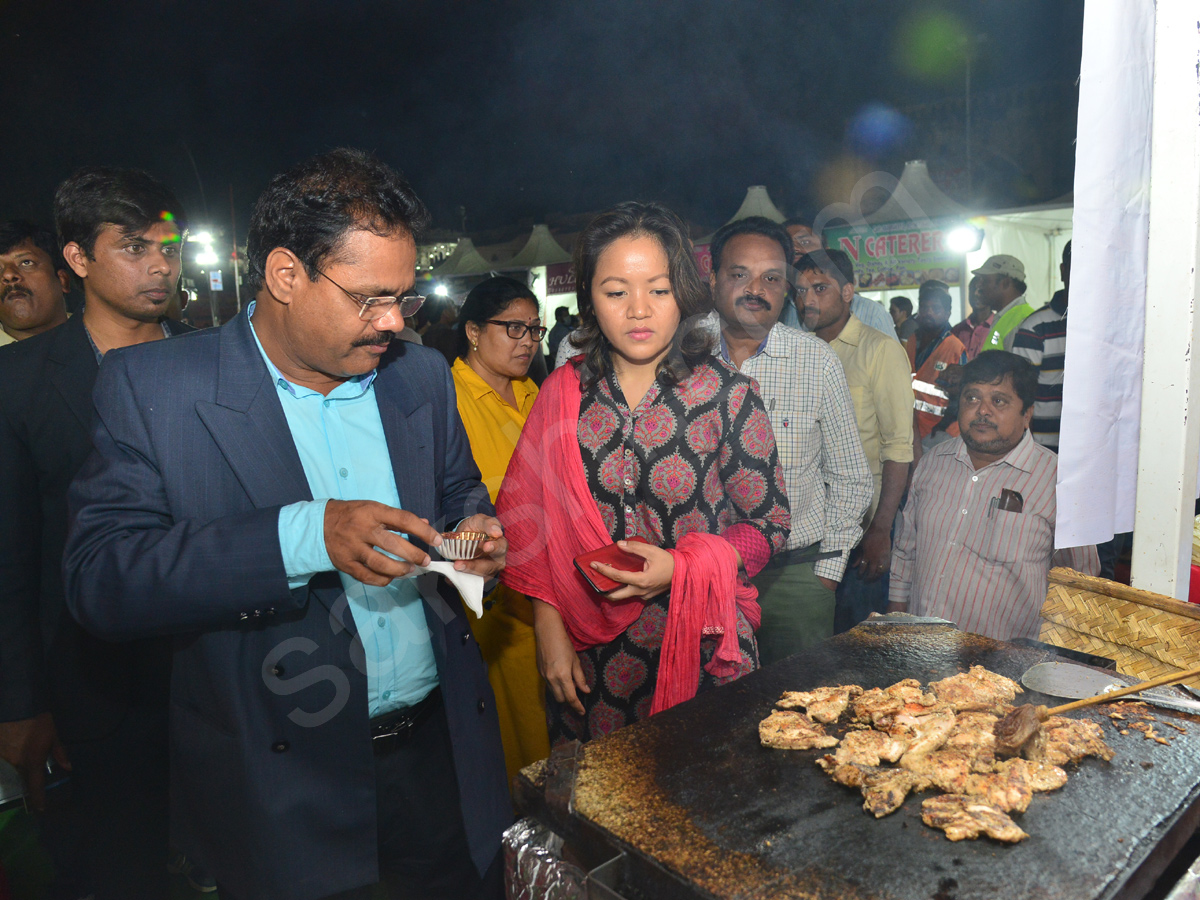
470, 340, 478, 352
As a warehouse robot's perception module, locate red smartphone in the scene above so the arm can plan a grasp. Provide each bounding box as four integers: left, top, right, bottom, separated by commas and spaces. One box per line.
573, 537, 651, 593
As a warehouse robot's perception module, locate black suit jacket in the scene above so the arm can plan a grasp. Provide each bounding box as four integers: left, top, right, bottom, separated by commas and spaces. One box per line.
63, 311, 510, 900
0, 314, 189, 740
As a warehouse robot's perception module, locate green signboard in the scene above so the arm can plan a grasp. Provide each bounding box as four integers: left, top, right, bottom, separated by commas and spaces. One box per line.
824, 217, 964, 290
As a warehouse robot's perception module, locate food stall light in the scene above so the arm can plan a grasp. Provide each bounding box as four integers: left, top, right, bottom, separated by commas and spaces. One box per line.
191, 231, 214, 245
946, 225, 984, 254
195, 246, 219, 266
433, 284, 450, 297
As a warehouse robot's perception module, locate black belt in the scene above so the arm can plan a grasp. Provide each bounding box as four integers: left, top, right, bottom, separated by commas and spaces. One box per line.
370, 687, 441, 755
767, 544, 844, 569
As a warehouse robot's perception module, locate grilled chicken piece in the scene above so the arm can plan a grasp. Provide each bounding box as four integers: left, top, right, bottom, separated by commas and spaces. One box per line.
929, 666, 1022, 712
1025, 716, 1114, 766
994, 757, 1068, 792
900, 749, 973, 793
852, 679, 938, 726
759, 710, 839, 750
921, 794, 1029, 843
816, 759, 931, 818
887, 678, 939, 707
944, 712, 999, 772
961, 769, 1032, 813
777, 685, 864, 723
851, 688, 903, 725
833, 728, 909, 766
895, 709, 957, 756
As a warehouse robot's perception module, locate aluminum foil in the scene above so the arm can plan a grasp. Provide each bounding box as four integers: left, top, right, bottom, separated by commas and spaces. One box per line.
503, 817, 587, 900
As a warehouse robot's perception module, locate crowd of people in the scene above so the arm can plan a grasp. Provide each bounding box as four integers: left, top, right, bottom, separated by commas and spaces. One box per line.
0, 148, 1098, 900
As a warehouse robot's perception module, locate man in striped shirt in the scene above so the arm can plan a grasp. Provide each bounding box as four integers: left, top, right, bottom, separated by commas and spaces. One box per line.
888, 352, 1098, 640
1011, 241, 1071, 450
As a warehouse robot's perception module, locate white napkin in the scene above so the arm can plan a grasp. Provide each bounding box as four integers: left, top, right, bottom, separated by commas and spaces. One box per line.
408, 562, 486, 618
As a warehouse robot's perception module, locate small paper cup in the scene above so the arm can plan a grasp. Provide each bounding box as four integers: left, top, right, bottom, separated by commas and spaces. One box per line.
439, 531, 487, 560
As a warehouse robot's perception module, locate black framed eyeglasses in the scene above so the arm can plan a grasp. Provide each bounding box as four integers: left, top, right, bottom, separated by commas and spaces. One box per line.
485, 319, 548, 341
318, 270, 425, 322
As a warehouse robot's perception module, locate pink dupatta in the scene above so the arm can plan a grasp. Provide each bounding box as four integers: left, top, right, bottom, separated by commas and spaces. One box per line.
495, 362, 759, 715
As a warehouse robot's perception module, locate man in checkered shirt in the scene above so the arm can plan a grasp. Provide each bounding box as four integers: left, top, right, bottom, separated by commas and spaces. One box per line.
707, 217, 872, 664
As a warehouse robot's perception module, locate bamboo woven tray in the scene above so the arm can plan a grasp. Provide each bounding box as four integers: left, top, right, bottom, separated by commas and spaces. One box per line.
1040, 567, 1200, 689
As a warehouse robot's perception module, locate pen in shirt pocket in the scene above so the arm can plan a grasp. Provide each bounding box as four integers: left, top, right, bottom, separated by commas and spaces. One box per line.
987, 497, 999, 518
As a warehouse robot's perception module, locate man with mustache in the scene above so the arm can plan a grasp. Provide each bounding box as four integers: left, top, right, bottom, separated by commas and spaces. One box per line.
63, 149, 509, 900
797, 249, 914, 632
888, 352, 1098, 640
0, 221, 71, 345
0, 167, 191, 898
709, 217, 872, 663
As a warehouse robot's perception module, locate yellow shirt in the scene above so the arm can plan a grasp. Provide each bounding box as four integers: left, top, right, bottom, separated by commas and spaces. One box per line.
829, 314, 915, 521
451, 357, 539, 504
0, 330, 15, 347
450, 357, 548, 784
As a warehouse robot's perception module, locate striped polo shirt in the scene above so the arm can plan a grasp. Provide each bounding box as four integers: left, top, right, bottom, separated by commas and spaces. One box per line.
889, 431, 1098, 640
1011, 290, 1068, 450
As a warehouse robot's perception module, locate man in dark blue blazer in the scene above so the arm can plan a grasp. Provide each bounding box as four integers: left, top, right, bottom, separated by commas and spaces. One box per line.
64, 149, 511, 900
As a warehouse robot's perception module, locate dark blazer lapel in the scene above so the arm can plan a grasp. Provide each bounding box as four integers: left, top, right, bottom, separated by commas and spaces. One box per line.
195, 311, 311, 511
376, 363, 434, 527
45, 316, 98, 435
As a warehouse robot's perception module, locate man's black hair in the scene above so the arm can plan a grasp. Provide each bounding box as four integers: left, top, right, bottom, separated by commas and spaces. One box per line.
709, 216, 794, 273
1062, 240, 1072, 266
246, 148, 430, 293
0, 220, 65, 269
919, 285, 953, 315
795, 247, 855, 289
54, 167, 187, 259
918, 279, 949, 302
781, 215, 814, 230
960, 351, 1038, 412
554, 305, 570, 322
891, 296, 913, 316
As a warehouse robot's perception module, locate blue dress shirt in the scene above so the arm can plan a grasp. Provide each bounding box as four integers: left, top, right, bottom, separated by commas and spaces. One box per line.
248, 304, 438, 717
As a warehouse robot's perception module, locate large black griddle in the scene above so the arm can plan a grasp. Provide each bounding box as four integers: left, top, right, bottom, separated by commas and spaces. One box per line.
546, 624, 1200, 900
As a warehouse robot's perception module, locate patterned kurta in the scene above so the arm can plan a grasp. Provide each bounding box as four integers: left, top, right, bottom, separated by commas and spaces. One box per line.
549, 359, 790, 744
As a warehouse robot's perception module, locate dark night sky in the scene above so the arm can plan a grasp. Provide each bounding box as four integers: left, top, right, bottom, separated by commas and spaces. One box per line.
3, 0, 1084, 237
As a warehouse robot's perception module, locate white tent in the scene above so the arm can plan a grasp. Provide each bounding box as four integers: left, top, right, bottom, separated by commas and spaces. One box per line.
851, 161, 1073, 317
724, 186, 786, 224
866, 160, 970, 224
505, 224, 572, 267
1058, 0, 1200, 602
429, 238, 493, 278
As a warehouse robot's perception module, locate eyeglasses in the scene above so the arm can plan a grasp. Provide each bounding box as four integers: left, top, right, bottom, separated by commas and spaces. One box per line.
485, 319, 548, 341
318, 270, 425, 322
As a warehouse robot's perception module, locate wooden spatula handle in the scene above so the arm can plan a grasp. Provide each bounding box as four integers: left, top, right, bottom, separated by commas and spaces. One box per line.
1047, 662, 1200, 716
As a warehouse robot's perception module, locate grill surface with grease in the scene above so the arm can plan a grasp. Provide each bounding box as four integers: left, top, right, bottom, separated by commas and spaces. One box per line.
567, 625, 1200, 900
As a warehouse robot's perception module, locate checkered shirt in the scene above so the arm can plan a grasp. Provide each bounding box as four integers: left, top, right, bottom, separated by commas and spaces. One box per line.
713, 318, 873, 581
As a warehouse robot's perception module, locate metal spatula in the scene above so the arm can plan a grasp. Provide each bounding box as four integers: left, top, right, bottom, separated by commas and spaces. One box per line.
1020, 661, 1200, 715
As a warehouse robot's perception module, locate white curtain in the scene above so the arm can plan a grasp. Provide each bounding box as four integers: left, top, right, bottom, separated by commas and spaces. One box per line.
1055, 0, 1154, 548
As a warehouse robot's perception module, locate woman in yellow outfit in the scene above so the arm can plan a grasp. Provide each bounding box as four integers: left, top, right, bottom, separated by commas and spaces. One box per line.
451, 276, 550, 787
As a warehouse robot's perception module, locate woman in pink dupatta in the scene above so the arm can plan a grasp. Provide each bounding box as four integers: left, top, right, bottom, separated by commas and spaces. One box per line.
496, 202, 791, 744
